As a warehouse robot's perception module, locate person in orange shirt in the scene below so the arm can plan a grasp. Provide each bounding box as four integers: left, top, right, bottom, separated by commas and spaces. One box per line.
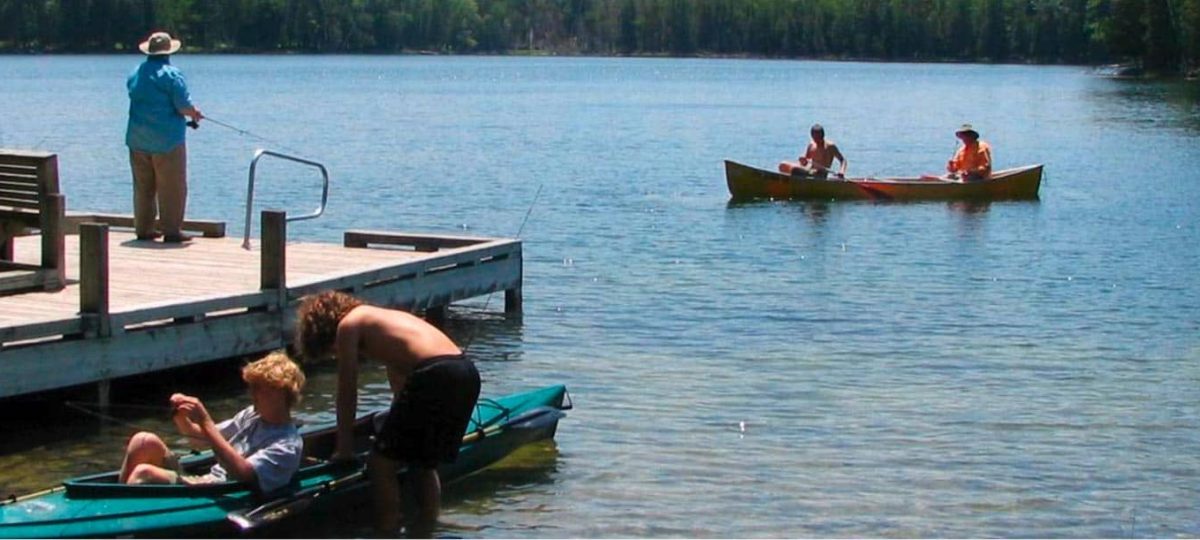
946, 124, 992, 181
779, 124, 847, 179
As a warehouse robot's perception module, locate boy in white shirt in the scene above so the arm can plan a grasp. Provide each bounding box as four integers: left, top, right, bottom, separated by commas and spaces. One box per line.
119, 351, 305, 493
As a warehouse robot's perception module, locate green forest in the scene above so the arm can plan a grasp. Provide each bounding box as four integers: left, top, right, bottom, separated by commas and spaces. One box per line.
2, 0, 1197, 74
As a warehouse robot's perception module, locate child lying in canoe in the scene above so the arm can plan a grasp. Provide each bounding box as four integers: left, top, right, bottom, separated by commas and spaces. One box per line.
118, 351, 306, 493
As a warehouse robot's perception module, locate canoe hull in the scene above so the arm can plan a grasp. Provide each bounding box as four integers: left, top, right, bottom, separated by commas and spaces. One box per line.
0, 385, 569, 539
725, 160, 1042, 201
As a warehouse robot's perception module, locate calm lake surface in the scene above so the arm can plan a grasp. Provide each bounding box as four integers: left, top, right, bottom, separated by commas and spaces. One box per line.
1, 55, 1199, 537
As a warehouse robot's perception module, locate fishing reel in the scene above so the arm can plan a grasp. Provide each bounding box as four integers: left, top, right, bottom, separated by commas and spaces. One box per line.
186, 120, 200, 129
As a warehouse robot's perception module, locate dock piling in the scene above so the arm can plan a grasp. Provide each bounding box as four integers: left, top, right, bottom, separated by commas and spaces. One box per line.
96, 378, 111, 411
505, 287, 522, 314
79, 222, 111, 338
42, 193, 66, 290
260, 210, 286, 309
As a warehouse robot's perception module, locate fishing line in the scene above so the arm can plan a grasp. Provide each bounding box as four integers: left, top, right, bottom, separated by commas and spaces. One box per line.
62, 400, 167, 412
455, 183, 542, 432
61, 401, 209, 444
191, 115, 306, 156
459, 182, 544, 356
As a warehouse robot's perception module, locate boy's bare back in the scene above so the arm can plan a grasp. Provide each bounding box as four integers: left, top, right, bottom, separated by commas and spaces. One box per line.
338, 305, 462, 374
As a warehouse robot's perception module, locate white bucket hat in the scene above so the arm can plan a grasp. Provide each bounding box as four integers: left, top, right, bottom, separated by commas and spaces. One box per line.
138, 31, 182, 56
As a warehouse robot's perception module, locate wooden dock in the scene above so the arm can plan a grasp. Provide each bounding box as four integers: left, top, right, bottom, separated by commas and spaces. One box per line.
0, 211, 522, 400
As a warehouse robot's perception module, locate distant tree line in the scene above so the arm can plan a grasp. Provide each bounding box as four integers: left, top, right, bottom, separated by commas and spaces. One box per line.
1, 0, 1197, 73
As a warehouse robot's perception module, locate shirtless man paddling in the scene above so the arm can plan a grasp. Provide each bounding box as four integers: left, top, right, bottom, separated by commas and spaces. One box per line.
779, 123, 848, 179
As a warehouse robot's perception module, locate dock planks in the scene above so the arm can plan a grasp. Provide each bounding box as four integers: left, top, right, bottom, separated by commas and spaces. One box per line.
0, 222, 521, 399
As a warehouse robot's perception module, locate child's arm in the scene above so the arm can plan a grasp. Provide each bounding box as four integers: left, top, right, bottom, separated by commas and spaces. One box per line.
177, 396, 257, 483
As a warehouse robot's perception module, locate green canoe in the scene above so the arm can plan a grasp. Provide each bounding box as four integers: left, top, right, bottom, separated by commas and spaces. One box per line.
0, 385, 570, 538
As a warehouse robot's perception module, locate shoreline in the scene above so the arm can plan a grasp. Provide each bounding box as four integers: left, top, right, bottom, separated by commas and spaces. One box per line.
0, 46, 1113, 70
3, 49, 1188, 78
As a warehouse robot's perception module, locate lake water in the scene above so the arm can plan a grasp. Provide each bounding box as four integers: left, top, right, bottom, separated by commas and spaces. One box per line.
1, 55, 1199, 537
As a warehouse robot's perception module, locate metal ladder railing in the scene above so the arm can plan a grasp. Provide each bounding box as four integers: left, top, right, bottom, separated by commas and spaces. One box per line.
242, 149, 330, 249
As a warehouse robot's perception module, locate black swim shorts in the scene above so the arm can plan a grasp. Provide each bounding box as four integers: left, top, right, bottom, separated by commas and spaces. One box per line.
373, 355, 481, 467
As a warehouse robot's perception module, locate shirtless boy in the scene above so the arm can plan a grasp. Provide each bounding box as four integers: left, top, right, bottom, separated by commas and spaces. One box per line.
779, 123, 848, 178
119, 351, 305, 494
294, 291, 481, 535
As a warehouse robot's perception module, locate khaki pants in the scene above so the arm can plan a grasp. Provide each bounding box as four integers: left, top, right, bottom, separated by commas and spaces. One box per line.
129, 144, 187, 238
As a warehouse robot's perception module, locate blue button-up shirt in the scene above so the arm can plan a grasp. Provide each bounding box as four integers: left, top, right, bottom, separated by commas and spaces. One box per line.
125, 56, 193, 154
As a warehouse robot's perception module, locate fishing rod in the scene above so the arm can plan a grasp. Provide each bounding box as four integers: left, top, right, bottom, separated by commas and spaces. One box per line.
188, 116, 305, 155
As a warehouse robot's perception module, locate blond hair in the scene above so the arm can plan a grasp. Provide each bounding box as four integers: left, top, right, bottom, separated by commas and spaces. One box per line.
242, 351, 306, 408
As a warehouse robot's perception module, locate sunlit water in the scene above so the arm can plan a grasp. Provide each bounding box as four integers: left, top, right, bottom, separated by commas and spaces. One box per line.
1, 56, 1198, 537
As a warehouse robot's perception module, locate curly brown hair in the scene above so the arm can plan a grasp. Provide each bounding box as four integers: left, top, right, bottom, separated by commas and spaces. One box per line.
294, 291, 364, 363
242, 351, 306, 408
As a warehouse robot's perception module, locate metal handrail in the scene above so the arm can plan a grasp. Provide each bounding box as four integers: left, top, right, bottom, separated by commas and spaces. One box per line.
242, 149, 330, 249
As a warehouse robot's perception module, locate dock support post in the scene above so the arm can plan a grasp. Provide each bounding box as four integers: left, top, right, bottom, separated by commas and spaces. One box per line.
96, 379, 111, 411
425, 305, 447, 329
80, 223, 111, 338
261, 210, 286, 309
42, 193, 66, 290
505, 253, 523, 314
505, 287, 522, 314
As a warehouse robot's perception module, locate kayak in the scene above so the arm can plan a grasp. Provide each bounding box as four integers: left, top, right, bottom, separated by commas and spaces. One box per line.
0, 385, 570, 538
725, 160, 1043, 201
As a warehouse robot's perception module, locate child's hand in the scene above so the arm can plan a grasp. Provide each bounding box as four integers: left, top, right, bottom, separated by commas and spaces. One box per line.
173, 396, 213, 426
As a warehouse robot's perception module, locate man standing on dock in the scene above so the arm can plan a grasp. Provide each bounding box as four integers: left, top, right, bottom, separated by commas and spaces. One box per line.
126, 31, 203, 243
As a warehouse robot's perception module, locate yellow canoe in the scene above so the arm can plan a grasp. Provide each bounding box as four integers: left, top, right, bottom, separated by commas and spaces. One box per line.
725, 160, 1043, 202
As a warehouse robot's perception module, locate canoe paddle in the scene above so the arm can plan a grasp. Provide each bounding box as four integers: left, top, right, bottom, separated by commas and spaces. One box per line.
226, 405, 564, 532
850, 181, 891, 201
786, 165, 890, 200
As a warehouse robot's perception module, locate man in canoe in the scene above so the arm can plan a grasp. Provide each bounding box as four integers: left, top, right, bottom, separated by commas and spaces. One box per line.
118, 351, 306, 493
946, 123, 992, 181
295, 291, 481, 535
778, 123, 847, 179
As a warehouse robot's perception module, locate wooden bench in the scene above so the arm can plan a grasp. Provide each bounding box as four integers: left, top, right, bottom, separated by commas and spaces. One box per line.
0, 149, 66, 293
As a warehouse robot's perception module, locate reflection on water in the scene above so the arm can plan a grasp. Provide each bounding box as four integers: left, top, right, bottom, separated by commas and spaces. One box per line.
946, 200, 992, 215
1086, 77, 1200, 133
266, 440, 562, 539
443, 303, 526, 364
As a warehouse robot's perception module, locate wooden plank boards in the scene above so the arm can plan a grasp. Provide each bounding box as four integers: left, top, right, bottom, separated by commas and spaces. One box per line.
0, 148, 57, 161
0, 227, 522, 398
65, 213, 227, 238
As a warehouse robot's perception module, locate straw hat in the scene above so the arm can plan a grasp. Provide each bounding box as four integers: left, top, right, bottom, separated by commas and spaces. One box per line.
138, 31, 182, 56
955, 124, 980, 138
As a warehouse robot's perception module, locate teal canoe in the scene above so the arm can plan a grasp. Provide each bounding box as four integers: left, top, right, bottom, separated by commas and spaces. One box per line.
0, 385, 570, 538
